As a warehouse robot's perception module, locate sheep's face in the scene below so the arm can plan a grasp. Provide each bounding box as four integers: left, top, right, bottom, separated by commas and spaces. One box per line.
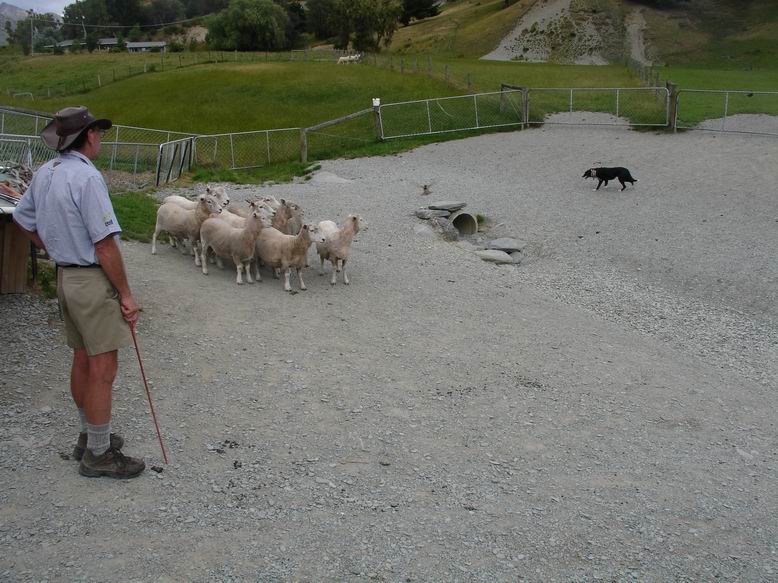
348, 215, 368, 232
304, 224, 326, 244
201, 195, 222, 214
206, 185, 230, 207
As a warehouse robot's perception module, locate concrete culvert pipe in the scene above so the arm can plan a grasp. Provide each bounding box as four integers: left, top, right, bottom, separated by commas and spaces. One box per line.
449, 210, 478, 235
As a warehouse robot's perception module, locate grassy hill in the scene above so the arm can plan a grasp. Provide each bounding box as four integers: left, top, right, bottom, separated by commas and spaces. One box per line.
641, 0, 778, 69
0, 53, 643, 132
390, 0, 778, 69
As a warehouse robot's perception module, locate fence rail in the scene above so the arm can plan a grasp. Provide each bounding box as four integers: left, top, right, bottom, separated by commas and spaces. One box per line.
675, 90, 778, 136
379, 90, 526, 140
526, 87, 669, 127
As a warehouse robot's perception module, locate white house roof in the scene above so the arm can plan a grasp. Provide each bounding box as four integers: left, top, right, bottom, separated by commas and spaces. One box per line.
126, 41, 166, 48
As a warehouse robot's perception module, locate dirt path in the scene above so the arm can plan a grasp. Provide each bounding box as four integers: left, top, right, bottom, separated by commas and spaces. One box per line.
625, 7, 651, 65
1, 123, 777, 581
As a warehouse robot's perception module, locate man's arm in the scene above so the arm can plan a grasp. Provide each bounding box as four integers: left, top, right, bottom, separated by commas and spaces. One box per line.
94, 235, 140, 324
12, 218, 47, 251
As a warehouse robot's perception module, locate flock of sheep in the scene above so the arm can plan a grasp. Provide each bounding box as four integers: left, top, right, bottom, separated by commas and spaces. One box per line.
151, 186, 366, 291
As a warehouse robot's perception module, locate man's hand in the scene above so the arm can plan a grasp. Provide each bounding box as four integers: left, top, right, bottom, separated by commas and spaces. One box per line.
120, 293, 140, 324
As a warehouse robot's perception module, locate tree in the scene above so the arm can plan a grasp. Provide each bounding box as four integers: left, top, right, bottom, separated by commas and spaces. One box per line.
207, 0, 289, 50
305, 0, 338, 39
148, 0, 186, 24
104, 0, 143, 27
346, 0, 402, 52
86, 31, 99, 52
128, 25, 143, 42
400, 0, 439, 26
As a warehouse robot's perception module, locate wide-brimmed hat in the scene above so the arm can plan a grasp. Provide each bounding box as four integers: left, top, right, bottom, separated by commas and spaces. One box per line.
40, 106, 112, 152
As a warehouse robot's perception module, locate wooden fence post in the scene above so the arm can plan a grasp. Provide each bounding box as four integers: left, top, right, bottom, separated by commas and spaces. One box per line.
300, 129, 308, 164
666, 80, 678, 131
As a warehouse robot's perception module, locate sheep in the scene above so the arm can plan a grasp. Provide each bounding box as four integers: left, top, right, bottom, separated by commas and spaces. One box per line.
255, 224, 325, 291
163, 185, 230, 211
152, 195, 222, 266
200, 208, 264, 285
316, 215, 366, 285
271, 199, 304, 235
230, 201, 275, 227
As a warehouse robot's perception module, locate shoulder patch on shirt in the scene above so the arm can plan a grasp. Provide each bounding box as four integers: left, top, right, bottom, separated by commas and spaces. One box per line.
103, 212, 114, 227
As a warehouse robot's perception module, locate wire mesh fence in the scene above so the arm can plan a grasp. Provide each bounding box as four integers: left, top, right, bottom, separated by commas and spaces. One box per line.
0, 107, 191, 190
304, 109, 376, 161
526, 87, 669, 126
378, 90, 525, 139
194, 128, 302, 170
675, 90, 778, 135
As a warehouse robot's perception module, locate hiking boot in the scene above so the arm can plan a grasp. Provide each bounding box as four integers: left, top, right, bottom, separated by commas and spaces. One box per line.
73, 432, 124, 461
78, 447, 145, 479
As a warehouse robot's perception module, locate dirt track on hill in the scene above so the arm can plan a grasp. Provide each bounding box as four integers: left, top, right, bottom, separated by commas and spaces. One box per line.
1, 122, 777, 582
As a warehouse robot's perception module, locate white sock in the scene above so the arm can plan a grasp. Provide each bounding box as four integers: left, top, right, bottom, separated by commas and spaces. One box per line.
78, 408, 88, 433
87, 422, 111, 456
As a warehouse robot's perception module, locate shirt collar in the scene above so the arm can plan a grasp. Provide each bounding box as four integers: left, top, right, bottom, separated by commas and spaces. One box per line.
59, 150, 95, 168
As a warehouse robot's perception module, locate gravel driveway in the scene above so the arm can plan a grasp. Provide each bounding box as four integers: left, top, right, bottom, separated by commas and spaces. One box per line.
2, 121, 777, 582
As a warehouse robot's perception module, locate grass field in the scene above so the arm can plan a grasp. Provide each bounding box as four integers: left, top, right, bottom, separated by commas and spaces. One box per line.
390, 0, 536, 58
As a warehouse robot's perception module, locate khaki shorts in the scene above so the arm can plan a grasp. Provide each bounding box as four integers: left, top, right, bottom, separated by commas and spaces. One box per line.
57, 267, 132, 356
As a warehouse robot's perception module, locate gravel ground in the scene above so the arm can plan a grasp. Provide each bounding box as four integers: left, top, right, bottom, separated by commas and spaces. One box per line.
2, 121, 777, 582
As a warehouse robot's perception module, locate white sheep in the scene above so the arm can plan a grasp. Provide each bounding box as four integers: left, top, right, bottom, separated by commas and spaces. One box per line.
316, 215, 366, 285
163, 185, 230, 210
271, 199, 304, 235
200, 208, 264, 285
255, 224, 325, 291
152, 195, 221, 266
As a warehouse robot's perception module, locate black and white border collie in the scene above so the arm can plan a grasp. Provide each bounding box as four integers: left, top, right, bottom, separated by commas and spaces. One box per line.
582, 167, 638, 191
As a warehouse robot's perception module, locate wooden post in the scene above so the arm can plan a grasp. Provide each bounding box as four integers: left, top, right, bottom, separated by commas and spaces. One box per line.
300, 129, 308, 164
666, 80, 678, 131
97, 74, 101, 87
373, 99, 383, 141
0, 219, 29, 294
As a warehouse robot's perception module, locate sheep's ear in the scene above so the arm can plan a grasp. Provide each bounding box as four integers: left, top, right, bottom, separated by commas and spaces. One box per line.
280, 198, 286, 205
206, 185, 212, 193
249, 201, 256, 208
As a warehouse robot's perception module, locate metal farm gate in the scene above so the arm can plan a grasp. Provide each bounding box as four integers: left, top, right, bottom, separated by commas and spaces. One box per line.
675, 90, 778, 136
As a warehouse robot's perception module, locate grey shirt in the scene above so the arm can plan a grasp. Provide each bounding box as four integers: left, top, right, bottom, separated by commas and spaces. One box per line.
13, 150, 122, 266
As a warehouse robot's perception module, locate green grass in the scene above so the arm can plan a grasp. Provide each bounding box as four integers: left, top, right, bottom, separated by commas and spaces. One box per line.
110, 191, 161, 243
390, 0, 536, 58
1, 61, 463, 133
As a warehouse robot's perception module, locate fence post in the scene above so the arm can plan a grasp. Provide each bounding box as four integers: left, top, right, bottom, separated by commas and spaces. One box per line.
372, 98, 383, 141
523, 88, 529, 129
666, 80, 678, 131
97, 74, 101, 88
300, 128, 308, 164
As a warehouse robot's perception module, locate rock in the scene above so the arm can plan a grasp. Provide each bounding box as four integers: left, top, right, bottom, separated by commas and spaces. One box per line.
510, 251, 523, 264
487, 238, 527, 253
428, 201, 467, 212
413, 224, 435, 238
475, 250, 514, 264
430, 217, 459, 241
415, 209, 451, 220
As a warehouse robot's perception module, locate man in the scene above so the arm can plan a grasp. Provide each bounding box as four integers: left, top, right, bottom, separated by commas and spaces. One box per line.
13, 106, 145, 479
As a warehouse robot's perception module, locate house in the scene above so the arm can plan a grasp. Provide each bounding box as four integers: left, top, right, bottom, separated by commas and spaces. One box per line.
126, 41, 166, 53
97, 37, 118, 50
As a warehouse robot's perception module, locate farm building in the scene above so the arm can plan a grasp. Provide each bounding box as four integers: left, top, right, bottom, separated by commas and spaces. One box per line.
126, 41, 166, 53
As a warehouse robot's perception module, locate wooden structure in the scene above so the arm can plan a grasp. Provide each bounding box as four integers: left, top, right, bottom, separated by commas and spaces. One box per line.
0, 213, 28, 294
